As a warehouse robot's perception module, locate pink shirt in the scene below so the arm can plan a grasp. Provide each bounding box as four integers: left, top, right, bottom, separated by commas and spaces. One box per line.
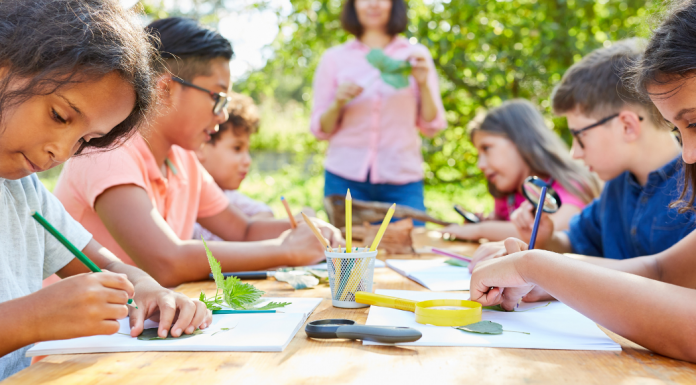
54, 134, 229, 266
310, 37, 446, 185
494, 181, 587, 221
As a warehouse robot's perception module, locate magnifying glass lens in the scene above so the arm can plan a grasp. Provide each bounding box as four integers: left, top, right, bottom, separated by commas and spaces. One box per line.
521, 177, 562, 213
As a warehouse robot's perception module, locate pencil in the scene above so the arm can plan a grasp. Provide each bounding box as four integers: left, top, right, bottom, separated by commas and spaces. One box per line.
31, 211, 138, 309
301, 212, 330, 249
369, 203, 396, 252
345, 189, 352, 253
280, 196, 297, 229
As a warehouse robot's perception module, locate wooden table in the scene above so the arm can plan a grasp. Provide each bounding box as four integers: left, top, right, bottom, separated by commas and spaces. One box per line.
6, 230, 696, 384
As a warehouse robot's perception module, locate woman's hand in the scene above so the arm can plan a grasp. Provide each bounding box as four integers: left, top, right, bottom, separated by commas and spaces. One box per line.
334, 82, 363, 107
469, 238, 537, 310
128, 282, 213, 339
409, 54, 429, 86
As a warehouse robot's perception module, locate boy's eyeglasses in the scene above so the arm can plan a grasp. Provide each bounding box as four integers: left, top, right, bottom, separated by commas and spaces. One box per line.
672, 126, 683, 145
569, 114, 643, 149
171, 76, 231, 115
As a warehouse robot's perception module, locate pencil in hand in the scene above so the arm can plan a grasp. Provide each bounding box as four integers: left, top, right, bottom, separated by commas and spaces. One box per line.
301, 212, 330, 249
280, 196, 298, 229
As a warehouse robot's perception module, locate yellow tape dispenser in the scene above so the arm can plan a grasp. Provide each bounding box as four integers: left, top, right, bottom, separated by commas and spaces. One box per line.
355, 292, 482, 327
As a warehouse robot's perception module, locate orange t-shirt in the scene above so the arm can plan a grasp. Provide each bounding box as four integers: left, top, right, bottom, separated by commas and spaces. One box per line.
54, 134, 229, 266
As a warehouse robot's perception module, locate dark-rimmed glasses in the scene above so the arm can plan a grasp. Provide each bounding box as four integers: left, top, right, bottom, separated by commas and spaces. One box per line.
569, 114, 643, 149
171, 76, 231, 115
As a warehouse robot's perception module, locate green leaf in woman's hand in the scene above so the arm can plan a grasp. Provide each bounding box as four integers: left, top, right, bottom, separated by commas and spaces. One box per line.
366, 48, 412, 89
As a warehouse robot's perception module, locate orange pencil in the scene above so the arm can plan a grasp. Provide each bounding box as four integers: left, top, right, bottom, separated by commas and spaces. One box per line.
280, 196, 297, 229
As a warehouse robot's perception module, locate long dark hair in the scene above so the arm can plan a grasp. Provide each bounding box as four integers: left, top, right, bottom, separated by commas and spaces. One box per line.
0, 0, 158, 154
341, 0, 408, 37
471, 99, 602, 203
628, 0, 696, 212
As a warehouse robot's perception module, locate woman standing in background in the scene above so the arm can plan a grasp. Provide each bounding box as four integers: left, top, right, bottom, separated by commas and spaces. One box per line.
310, 0, 446, 225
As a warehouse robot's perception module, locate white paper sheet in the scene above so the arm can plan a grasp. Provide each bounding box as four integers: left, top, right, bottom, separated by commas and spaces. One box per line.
27, 297, 322, 356
363, 290, 621, 351
386, 259, 470, 291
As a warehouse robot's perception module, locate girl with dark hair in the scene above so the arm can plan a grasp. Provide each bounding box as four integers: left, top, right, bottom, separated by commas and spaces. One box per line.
0, 1, 212, 379
310, 0, 446, 224
442, 100, 600, 242
468, 0, 696, 363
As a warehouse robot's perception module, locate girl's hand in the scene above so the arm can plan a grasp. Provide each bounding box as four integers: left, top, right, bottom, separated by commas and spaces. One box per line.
469, 238, 537, 311
468, 241, 507, 273
509, 201, 555, 245
409, 54, 429, 86
128, 283, 212, 339
31, 272, 134, 342
441, 224, 479, 241
335, 82, 363, 107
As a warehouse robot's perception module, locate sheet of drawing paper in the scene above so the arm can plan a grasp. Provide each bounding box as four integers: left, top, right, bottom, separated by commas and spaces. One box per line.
386, 259, 470, 291
363, 290, 621, 351
27, 298, 322, 356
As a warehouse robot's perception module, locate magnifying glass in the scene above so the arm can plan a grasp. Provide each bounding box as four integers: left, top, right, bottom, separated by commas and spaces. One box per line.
355, 292, 482, 327
453, 204, 481, 223
521, 176, 563, 249
305, 319, 422, 343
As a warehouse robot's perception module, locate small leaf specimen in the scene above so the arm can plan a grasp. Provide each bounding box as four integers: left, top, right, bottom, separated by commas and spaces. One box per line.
366, 49, 411, 89
484, 302, 551, 313
455, 321, 530, 335
200, 238, 290, 311
137, 328, 204, 340
444, 258, 469, 268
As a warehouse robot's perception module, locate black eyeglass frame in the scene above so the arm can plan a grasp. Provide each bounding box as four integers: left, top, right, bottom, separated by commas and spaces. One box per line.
569, 114, 644, 149
171, 76, 231, 115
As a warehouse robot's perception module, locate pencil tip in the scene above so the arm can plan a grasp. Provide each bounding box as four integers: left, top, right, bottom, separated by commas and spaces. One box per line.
346, 189, 351, 199
390, 203, 396, 208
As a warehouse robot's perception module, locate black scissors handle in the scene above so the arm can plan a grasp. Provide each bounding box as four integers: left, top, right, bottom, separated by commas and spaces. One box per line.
306, 319, 422, 343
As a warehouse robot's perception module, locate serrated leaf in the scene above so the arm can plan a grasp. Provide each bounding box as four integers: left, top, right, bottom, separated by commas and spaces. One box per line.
137, 328, 204, 340
254, 301, 292, 310
202, 237, 224, 289
223, 275, 264, 309
444, 258, 469, 267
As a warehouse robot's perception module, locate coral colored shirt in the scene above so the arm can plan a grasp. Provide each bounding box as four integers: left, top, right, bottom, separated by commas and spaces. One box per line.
54, 134, 229, 266
310, 36, 447, 185
493, 180, 587, 221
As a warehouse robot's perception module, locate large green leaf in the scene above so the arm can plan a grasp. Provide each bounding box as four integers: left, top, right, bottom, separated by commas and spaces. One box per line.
202, 237, 223, 288
223, 275, 265, 309
366, 49, 412, 89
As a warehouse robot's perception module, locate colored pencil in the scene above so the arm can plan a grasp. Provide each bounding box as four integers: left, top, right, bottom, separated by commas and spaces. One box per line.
301, 212, 330, 249
346, 189, 352, 253
430, 247, 472, 263
280, 196, 297, 229
369, 204, 396, 251
31, 211, 137, 309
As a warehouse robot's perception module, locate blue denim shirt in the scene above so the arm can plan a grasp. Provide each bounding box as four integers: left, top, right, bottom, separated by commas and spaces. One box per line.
566, 156, 696, 259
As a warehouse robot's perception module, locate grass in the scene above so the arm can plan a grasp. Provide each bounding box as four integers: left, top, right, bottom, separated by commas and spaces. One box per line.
37, 98, 493, 227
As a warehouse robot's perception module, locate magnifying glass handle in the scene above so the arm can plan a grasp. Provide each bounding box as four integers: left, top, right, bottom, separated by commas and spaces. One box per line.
336, 325, 422, 343
528, 186, 547, 249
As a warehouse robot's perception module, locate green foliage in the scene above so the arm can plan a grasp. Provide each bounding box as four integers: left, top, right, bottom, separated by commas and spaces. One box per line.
366, 49, 412, 89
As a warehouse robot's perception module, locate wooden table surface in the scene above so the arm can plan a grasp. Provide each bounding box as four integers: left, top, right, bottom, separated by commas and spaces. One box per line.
6, 229, 696, 384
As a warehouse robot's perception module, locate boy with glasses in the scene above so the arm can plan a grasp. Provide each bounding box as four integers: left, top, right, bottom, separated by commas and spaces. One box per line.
469, 39, 694, 268
54, 18, 343, 287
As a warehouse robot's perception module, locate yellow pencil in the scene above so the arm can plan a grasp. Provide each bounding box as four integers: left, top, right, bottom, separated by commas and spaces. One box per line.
369, 203, 396, 252
301, 212, 330, 249
346, 189, 352, 253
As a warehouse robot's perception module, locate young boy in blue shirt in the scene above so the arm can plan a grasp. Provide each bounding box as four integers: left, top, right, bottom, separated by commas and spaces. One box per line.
470, 39, 694, 267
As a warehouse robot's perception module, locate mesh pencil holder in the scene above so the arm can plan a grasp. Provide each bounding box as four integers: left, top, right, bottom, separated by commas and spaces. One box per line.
325, 248, 377, 308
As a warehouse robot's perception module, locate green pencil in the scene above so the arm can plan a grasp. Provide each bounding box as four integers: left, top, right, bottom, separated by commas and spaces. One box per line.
31, 211, 138, 309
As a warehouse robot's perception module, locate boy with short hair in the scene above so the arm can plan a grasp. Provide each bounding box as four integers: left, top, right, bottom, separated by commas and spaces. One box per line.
55, 18, 342, 288
471, 39, 694, 268
193, 93, 274, 242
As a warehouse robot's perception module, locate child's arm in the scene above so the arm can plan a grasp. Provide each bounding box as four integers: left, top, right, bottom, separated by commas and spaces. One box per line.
94, 185, 341, 287
57, 240, 212, 338
0, 271, 134, 358
470, 238, 696, 362
441, 221, 520, 242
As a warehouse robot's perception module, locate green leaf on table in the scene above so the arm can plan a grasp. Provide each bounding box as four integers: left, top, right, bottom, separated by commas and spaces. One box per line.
455, 321, 530, 335
202, 238, 223, 288
444, 258, 469, 268
366, 48, 412, 89
483, 302, 551, 312
137, 328, 204, 340
254, 301, 292, 310
223, 275, 265, 309
199, 291, 223, 311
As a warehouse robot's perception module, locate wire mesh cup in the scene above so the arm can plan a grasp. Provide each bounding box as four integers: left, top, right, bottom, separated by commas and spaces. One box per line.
326, 248, 377, 308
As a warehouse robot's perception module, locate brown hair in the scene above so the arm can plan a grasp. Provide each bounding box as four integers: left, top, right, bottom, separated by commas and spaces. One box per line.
209, 92, 259, 145
341, 0, 408, 37
628, 0, 696, 212
470, 99, 601, 203
552, 38, 667, 129
0, 0, 159, 154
